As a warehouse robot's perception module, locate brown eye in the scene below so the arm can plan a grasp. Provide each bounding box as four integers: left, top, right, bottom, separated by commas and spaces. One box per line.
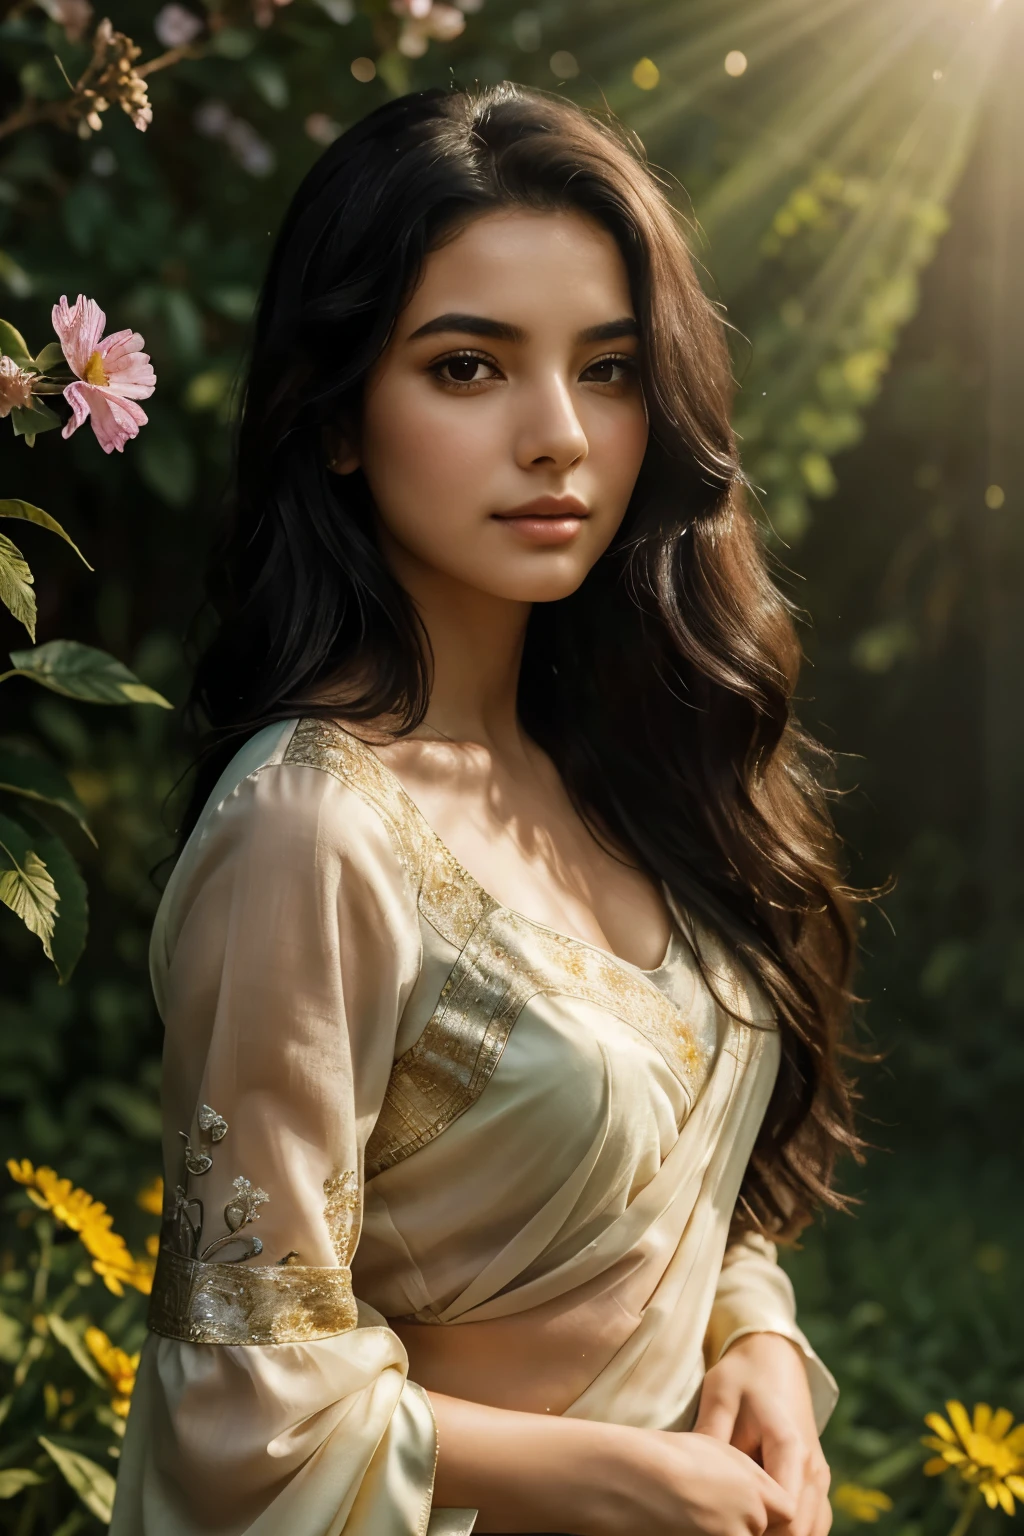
446, 356, 483, 382
433, 352, 499, 386
581, 355, 634, 385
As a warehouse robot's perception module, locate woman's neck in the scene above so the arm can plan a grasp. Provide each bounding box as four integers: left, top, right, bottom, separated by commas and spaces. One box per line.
384, 534, 533, 758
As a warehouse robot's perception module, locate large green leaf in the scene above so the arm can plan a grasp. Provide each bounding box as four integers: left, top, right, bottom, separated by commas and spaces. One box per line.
11, 397, 61, 445
0, 531, 35, 640
0, 809, 57, 962
45, 1315, 105, 1387
3, 640, 172, 708
0, 744, 95, 844
0, 319, 32, 368
38, 1439, 115, 1525
20, 809, 88, 982
0, 500, 92, 569
0, 1469, 44, 1499
0, 808, 88, 979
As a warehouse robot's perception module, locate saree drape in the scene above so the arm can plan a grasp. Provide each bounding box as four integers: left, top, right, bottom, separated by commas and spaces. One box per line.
111, 718, 836, 1536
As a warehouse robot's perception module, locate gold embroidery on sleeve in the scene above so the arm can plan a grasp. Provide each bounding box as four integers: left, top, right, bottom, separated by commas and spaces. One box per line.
148, 1105, 358, 1346
323, 1169, 360, 1265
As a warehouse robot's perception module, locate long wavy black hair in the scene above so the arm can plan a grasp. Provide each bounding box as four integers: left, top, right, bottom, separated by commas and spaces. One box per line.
183, 83, 862, 1239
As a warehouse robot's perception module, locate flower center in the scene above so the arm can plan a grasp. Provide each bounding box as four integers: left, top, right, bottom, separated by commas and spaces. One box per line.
84, 349, 108, 387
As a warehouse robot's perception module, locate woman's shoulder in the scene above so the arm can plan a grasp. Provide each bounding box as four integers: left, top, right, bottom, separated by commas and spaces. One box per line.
166, 717, 419, 916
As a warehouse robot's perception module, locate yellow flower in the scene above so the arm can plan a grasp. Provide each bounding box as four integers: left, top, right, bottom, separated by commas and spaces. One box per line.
7, 1159, 154, 1298
136, 1175, 163, 1217
833, 1484, 894, 1522
85, 1326, 140, 1418
922, 1401, 1024, 1515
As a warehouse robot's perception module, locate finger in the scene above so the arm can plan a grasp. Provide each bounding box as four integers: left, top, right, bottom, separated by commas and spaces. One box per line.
694, 1392, 740, 1442
754, 1465, 797, 1526
812, 1486, 833, 1536
761, 1431, 805, 1504
786, 1473, 824, 1536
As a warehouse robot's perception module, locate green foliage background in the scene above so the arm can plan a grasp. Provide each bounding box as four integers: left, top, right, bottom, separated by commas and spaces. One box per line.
1, 0, 1022, 1529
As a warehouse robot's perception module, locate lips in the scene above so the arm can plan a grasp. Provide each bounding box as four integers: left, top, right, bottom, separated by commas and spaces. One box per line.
492, 494, 589, 522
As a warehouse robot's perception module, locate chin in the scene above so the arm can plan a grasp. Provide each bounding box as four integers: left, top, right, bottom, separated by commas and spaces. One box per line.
474, 559, 593, 605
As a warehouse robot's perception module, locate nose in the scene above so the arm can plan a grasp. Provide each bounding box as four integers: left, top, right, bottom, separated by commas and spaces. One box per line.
514, 373, 589, 473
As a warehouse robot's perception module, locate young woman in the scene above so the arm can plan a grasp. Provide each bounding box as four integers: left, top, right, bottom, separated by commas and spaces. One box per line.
112, 84, 860, 1536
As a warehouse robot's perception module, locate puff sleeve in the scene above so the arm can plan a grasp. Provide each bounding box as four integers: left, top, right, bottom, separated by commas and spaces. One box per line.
111, 751, 455, 1536
703, 1230, 839, 1432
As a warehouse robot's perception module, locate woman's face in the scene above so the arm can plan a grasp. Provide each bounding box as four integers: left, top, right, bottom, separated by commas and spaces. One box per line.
335, 207, 649, 605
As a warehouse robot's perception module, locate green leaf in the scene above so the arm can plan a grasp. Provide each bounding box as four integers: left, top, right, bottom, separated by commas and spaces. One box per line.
0, 1468, 45, 1498
45, 1314, 105, 1386
11, 398, 61, 443
4, 640, 173, 708
0, 500, 92, 569
38, 1438, 115, 1525
0, 319, 32, 368
0, 745, 95, 844
0, 809, 57, 961
0, 531, 35, 640
33, 341, 65, 372
17, 809, 88, 982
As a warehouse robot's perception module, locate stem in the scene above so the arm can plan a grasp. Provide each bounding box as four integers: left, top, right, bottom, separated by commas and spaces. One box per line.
948, 1488, 983, 1536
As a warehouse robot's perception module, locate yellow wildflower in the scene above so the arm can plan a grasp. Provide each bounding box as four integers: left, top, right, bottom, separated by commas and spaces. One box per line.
833, 1484, 893, 1522
85, 1326, 139, 1418
136, 1175, 163, 1217
922, 1401, 1024, 1515
6, 1159, 153, 1297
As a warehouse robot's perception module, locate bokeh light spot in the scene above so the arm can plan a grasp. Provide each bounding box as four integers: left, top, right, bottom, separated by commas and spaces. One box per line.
350, 56, 376, 83
549, 50, 579, 79
724, 50, 748, 78
632, 58, 660, 91
985, 484, 1006, 509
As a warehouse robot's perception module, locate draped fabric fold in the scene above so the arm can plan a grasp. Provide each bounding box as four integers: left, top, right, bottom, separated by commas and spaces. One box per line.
112, 718, 836, 1536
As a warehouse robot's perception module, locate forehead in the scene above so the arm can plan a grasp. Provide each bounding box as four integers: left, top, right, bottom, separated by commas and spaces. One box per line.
399, 207, 634, 331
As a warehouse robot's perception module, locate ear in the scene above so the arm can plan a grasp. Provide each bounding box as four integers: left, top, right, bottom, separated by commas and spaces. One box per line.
323, 420, 361, 476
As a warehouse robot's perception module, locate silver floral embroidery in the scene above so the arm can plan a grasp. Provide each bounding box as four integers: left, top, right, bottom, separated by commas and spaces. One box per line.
149, 1109, 359, 1345
198, 1103, 229, 1141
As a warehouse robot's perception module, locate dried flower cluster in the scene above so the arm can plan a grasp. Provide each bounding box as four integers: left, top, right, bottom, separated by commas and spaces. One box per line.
72, 18, 152, 138
0, 355, 34, 418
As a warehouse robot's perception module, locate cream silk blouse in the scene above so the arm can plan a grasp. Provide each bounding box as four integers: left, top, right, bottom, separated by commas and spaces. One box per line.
111, 717, 837, 1536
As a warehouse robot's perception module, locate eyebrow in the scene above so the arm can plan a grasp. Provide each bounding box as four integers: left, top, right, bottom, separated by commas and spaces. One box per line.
406, 312, 639, 345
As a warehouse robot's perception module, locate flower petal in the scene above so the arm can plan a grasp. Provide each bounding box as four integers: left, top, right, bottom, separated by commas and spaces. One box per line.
996, 1484, 1015, 1516
79, 385, 148, 453
974, 1405, 992, 1435
924, 1459, 950, 1477
925, 1413, 957, 1443
988, 1409, 1014, 1442
1004, 1426, 1024, 1454
51, 294, 107, 380
99, 330, 156, 400
979, 1482, 1000, 1510
61, 381, 93, 439
948, 1402, 973, 1447
1005, 1477, 1024, 1498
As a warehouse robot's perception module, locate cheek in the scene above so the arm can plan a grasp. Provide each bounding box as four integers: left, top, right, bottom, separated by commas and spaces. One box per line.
361, 381, 499, 522
587, 399, 649, 502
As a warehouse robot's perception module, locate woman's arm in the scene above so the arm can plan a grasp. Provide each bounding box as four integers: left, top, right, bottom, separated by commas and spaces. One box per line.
429, 1390, 796, 1536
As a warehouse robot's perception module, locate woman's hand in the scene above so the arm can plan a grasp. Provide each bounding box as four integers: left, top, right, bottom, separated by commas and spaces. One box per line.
430, 1389, 795, 1536
694, 1331, 832, 1536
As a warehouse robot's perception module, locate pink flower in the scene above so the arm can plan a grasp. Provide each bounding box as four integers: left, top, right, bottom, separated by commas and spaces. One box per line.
51, 294, 156, 454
